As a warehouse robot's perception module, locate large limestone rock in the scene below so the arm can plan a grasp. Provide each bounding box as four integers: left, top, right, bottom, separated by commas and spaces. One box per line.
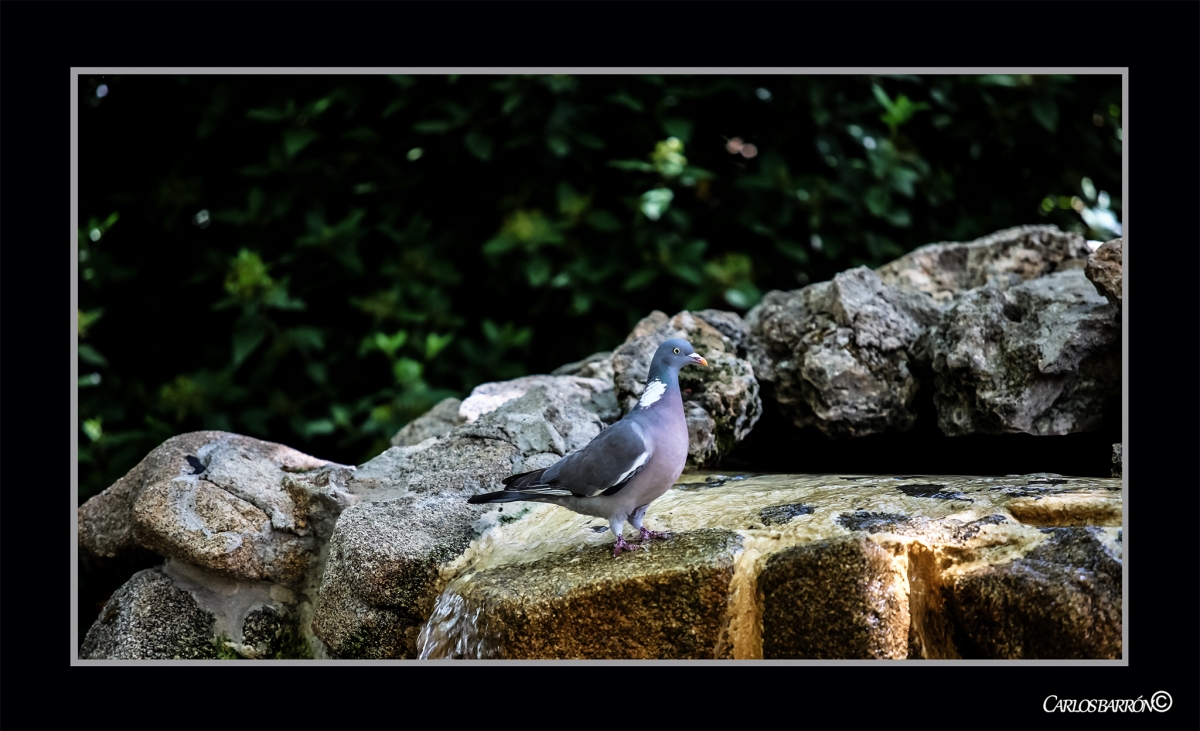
78, 431, 357, 659
929, 270, 1120, 436
612, 310, 761, 465
745, 267, 936, 437
874, 224, 1091, 302
390, 397, 464, 447
745, 225, 1118, 439
413, 471, 1122, 659
313, 376, 620, 658
458, 374, 619, 426
78, 431, 356, 582
550, 350, 615, 383
1084, 237, 1122, 307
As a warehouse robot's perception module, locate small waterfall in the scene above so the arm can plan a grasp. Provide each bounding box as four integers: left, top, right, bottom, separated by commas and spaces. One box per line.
416, 579, 494, 659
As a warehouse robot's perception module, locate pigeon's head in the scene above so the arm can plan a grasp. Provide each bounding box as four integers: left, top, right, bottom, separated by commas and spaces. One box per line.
650, 337, 708, 377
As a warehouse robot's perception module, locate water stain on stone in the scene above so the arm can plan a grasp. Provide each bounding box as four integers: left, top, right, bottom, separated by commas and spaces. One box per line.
184, 455, 206, 475
836, 510, 911, 533
895, 483, 973, 501
759, 503, 815, 526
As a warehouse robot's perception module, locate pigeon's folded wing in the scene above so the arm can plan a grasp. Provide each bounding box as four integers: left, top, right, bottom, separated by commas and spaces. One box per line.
538, 419, 651, 498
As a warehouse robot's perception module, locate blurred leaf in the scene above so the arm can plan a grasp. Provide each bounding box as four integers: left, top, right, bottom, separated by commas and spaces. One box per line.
865, 186, 891, 217
393, 357, 423, 385
287, 327, 325, 352
624, 268, 658, 291
483, 235, 516, 255
587, 210, 621, 231
247, 104, 293, 122
546, 135, 571, 157
283, 128, 319, 159
464, 131, 493, 161
78, 308, 104, 338
413, 120, 453, 134
608, 159, 655, 173
374, 330, 408, 357
232, 314, 268, 366
526, 257, 551, 287
83, 418, 103, 442
1030, 95, 1059, 133
78, 344, 109, 368
662, 118, 693, 143
606, 92, 644, 112
640, 188, 674, 220
425, 332, 454, 360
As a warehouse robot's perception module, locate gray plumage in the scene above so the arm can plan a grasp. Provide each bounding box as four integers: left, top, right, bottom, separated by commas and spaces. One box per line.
467, 337, 707, 556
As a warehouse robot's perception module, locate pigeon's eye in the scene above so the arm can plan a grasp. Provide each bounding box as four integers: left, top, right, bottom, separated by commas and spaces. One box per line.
673, 347, 680, 354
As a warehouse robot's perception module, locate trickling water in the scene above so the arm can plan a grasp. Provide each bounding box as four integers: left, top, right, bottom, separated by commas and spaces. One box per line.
417, 589, 493, 659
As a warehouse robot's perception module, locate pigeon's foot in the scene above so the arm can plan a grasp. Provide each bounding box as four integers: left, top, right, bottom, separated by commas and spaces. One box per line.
638, 527, 671, 543
612, 535, 646, 558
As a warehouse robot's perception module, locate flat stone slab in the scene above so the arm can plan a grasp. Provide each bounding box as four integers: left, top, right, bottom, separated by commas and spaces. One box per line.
415, 471, 1121, 659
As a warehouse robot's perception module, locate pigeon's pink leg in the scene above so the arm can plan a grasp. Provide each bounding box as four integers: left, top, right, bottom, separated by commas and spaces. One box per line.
612, 535, 646, 558
638, 527, 671, 542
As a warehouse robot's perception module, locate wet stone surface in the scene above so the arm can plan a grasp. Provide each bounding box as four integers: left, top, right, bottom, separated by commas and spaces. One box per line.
759, 536, 909, 659
758, 503, 815, 526
422, 530, 743, 659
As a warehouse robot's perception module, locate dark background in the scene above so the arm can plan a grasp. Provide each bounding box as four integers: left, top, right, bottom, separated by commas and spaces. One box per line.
77, 73, 1123, 503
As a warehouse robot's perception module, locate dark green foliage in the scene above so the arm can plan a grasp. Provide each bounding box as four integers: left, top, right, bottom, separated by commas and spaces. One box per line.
77, 74, 1121, 502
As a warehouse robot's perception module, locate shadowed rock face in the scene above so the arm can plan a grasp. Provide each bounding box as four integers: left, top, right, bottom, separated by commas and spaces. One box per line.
745, 225, 1118, 440
930, 270, 1120, 436
946, 527, 1123, 659
745, 267, 933, 438
80, 568, 217, 660
1084, 237, 1122, 307
612, 309, 762, 466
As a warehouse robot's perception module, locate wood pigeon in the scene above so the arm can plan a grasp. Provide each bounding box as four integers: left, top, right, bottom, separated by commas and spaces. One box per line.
468, 338, 708, 557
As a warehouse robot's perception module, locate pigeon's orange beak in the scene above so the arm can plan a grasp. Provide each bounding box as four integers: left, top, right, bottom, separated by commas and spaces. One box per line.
688, 353, 708, 366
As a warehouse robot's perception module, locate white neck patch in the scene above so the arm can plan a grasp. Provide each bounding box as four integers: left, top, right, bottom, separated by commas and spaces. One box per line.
638, 379, 667, 409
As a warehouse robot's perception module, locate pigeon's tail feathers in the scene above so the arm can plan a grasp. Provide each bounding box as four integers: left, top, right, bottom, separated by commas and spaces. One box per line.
467, 490, 531, 505
502, 467, 548, 488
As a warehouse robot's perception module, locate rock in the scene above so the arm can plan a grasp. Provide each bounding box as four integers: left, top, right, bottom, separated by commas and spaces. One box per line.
390, 397, 464, 448
314, 374, 645, 658
313, 430, 524, 658
759, 536, 910, 659
460, 383, 609, 457
1111, 443, 1122, 477
550, 350, 615, 383
612, 310, 761, 465
80, 568, 218, 659
874, 225, 1091, 303
418, 530, 743, 659
459, 374, 619, 426
78, 431, 356, 583
1085, 237, 1122, 307
946, 526, 1122, 658
80, 560, 314, 659
744, 268, 931, 438
409, 471, 1121, 660
929, 270, 1120, 436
